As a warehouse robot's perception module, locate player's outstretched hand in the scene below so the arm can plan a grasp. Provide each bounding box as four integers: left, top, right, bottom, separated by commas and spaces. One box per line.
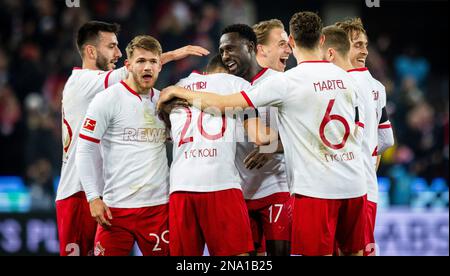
161, 45, 210, 65
89, 198, 113, 228
244, 148, 272, 170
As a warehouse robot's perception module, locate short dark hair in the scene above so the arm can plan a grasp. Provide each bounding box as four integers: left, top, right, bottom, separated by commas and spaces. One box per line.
322, 25, 350, 57
206, 54, 227, 73
76, 21, 121, 55
289, 11, 323, 49
222, 24, 258, 47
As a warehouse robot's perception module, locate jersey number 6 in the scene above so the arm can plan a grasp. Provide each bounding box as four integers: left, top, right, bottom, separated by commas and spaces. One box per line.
319, 99, 350, 150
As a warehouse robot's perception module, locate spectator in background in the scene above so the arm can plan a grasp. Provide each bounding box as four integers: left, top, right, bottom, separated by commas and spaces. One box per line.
23, 93, 60, 202
0, 84, 24, 175
0, 0, 447, 213
26, 158, 55, 211
0, 85, 21, 137
0, 49, 10, 86
395, 45, 430, 89
196, 3, 222, 50
221, 0, 257, 27
402, 102, 447, 181
11, 41, 46, 104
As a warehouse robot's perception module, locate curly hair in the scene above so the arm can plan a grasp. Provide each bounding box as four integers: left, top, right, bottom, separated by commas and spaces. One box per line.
222, 24, 258, 46
289, 11, 323, 49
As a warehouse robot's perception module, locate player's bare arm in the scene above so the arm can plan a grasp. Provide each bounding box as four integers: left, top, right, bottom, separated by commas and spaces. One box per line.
158, 85, 249, 113
376, 155, 382, 171
160, 45, 210, 65
244, 117, 278, 147
242, 117, 280, 169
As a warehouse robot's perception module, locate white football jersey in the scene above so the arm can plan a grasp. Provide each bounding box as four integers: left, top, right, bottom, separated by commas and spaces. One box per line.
243, 61, 367, 199
56, 67, 128, 201
373, 74, 394, 153
236, 68, 289, 200
78, 81, 169, 208
348, 68, 383, 203
169, 72, 251, 193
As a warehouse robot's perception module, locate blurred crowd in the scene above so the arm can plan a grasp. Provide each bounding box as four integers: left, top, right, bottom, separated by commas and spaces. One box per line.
0, 0, 448, 211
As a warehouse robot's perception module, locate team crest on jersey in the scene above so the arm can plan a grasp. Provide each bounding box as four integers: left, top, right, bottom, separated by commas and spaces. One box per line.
83, 118, 97, 132
94, 242, 105, 256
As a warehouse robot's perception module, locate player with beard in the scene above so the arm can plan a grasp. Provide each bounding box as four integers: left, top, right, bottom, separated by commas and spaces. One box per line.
158, 12, 368, 256
56, 21, 208, 256
76, 35, 170, 256
167, 55, 256, 256
199, 24, 292, 256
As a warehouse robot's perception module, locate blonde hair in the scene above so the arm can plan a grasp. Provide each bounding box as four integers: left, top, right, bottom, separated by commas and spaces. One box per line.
253, 19, 285, 46
335, 18, 367, 42
126, 35, 162, 59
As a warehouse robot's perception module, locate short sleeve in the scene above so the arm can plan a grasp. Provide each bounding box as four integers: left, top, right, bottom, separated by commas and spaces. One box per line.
232, 77, 252, 93
243, 74, 288, 108
103, 67, 128, 89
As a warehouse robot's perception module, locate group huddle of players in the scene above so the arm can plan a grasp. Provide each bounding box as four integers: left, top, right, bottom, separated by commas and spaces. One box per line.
56, 10, 394, 256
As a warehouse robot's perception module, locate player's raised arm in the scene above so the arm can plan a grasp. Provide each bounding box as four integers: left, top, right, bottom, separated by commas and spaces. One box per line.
105, 45, 210, 88
158, 85, 249, 113
160, 45, 210, 65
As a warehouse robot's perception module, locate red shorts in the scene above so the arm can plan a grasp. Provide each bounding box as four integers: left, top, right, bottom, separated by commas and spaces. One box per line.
364, 200, 378, 256
94, 204, 169, 256
56, 192, 97, 256
169, 189, 254, 256
246, 192, 293, 253
292, 194, 367, 256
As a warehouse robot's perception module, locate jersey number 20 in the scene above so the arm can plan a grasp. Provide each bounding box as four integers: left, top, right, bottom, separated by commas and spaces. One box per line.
178, 107, 227, 147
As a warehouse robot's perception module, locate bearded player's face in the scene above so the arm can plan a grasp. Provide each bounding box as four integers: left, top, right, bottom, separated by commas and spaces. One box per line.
219, 32, 253, 78
95, 31, 122, 71
126, 48, 161, 93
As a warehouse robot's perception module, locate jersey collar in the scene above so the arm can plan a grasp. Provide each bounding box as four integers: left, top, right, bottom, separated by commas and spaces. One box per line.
347, 67, 369, 73
251, 68, 269, 85
192, 70, 205, 75
297, 60, 330, 66
120, 81, 142, 101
